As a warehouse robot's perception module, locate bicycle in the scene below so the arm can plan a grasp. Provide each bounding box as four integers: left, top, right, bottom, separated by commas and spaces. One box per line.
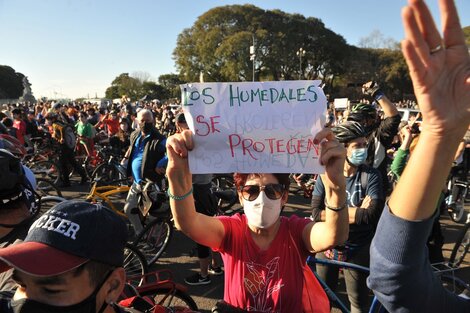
448, 216, 470, 268
90, 146, 128, 185
119, 269, 198, 311
307, 256, 470, 313
35, 177, 63, 198
124, 243, 149, 287
86, 179, 174, 265
308, 257, 386, 313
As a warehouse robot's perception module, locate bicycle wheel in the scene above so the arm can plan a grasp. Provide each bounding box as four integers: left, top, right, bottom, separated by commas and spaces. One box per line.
141, 288, 198, 311
35, 178, 63, 197
440, 274, 470, 296
91, 163, 121, 185
124, 243, 148, 287
30, 160, 61, 184
133, 217, 173, 265
449, 223, 470, 267
39, 196, 66, 215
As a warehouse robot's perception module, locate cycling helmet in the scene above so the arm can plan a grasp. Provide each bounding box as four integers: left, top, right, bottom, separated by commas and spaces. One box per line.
347, 103, 377, 122
332, 121, 367, 144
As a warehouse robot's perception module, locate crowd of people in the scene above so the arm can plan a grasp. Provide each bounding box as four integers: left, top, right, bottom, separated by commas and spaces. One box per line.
0, 0, 469, 312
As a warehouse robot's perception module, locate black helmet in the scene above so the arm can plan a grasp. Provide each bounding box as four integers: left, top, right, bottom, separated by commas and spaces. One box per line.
0, 149, 39, 222
332, 121, 367, 144
347, 103, 377, 122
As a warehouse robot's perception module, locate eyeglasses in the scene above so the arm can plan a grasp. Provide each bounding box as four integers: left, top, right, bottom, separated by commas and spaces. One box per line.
239, 184, 285, 201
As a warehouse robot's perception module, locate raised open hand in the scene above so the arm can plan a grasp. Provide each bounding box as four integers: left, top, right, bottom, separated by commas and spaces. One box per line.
401, 0, 470, 137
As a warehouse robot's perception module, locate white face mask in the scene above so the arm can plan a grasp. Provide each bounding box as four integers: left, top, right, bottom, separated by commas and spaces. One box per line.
243, 191, 282, 229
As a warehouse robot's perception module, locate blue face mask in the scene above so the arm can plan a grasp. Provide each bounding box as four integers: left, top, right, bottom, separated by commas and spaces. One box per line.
348, 148, 368, 166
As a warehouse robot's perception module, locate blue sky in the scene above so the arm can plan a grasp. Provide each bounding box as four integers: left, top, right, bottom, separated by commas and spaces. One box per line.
0, 0, 469, 100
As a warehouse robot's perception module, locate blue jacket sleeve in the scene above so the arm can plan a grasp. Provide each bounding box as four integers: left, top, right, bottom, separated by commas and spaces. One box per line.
367, 205, 470, 312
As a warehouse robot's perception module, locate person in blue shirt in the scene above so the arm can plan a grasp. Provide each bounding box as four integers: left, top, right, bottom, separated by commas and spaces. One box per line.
122, 109, 167, 234
367, 0, 470, 312
311, 121, 384, 313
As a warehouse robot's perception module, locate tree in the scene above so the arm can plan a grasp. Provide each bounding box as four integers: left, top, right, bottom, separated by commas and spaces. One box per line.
158, 73, 185, 98
131, 71, 152, 84
105, 73, 173, 101
338, 48, 413, 101
105, 73, 141, 101
141, 81, 169, 100
173, 5, 351, 84
358, 30, 399, 50
0, 65, 25, 99
105, 85, 119, 99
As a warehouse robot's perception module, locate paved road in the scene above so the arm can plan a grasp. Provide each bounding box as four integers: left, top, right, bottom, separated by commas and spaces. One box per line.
60, 179, 469, 313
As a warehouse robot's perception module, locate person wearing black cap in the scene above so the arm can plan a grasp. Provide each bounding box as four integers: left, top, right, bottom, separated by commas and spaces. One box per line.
0, 201, 129, 313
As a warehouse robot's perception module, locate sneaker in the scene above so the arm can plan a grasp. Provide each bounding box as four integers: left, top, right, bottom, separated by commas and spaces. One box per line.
208, 265, 224, 276
184, 273, 211, 285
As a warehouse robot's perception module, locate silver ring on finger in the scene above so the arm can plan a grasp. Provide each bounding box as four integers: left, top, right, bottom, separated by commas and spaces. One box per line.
430, 44, 444, 54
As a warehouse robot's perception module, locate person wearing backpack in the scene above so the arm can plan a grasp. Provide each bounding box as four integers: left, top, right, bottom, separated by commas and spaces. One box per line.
310, 121, 385, 313
45, 112, 88, 187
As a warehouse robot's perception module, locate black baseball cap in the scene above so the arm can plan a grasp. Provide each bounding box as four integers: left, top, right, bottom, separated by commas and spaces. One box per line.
0, 201, 127, 276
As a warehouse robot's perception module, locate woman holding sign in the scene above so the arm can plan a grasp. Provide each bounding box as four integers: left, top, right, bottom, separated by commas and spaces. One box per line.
166, 127, 348, 312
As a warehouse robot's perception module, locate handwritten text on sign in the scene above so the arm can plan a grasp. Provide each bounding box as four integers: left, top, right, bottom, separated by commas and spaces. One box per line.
180, 81, 326, 174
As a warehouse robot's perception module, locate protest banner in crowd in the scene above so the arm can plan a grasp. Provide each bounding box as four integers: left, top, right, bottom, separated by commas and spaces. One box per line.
180, 80, 327, 174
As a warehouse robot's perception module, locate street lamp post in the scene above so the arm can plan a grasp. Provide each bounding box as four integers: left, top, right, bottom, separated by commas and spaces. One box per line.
250, 35, 256, 82
296, 48, 306, 80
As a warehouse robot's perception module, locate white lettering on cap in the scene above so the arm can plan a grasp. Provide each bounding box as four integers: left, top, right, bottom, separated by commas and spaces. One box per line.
30, 214, 80, 240
63, 222, 80, 240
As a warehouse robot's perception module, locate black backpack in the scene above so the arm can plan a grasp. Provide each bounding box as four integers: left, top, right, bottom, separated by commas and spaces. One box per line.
55, 121, 76, 149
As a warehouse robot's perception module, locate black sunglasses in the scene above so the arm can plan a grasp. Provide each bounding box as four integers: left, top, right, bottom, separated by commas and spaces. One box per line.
239, 183, 285, 201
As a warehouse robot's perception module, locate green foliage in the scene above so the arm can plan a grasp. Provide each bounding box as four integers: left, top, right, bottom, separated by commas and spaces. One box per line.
158, 73, 185, 98
463, 26, 470, 46
0, 65, 25, 99
173, 4, 351, 84
337, 48, 413, 101
105, 73, 172, 101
